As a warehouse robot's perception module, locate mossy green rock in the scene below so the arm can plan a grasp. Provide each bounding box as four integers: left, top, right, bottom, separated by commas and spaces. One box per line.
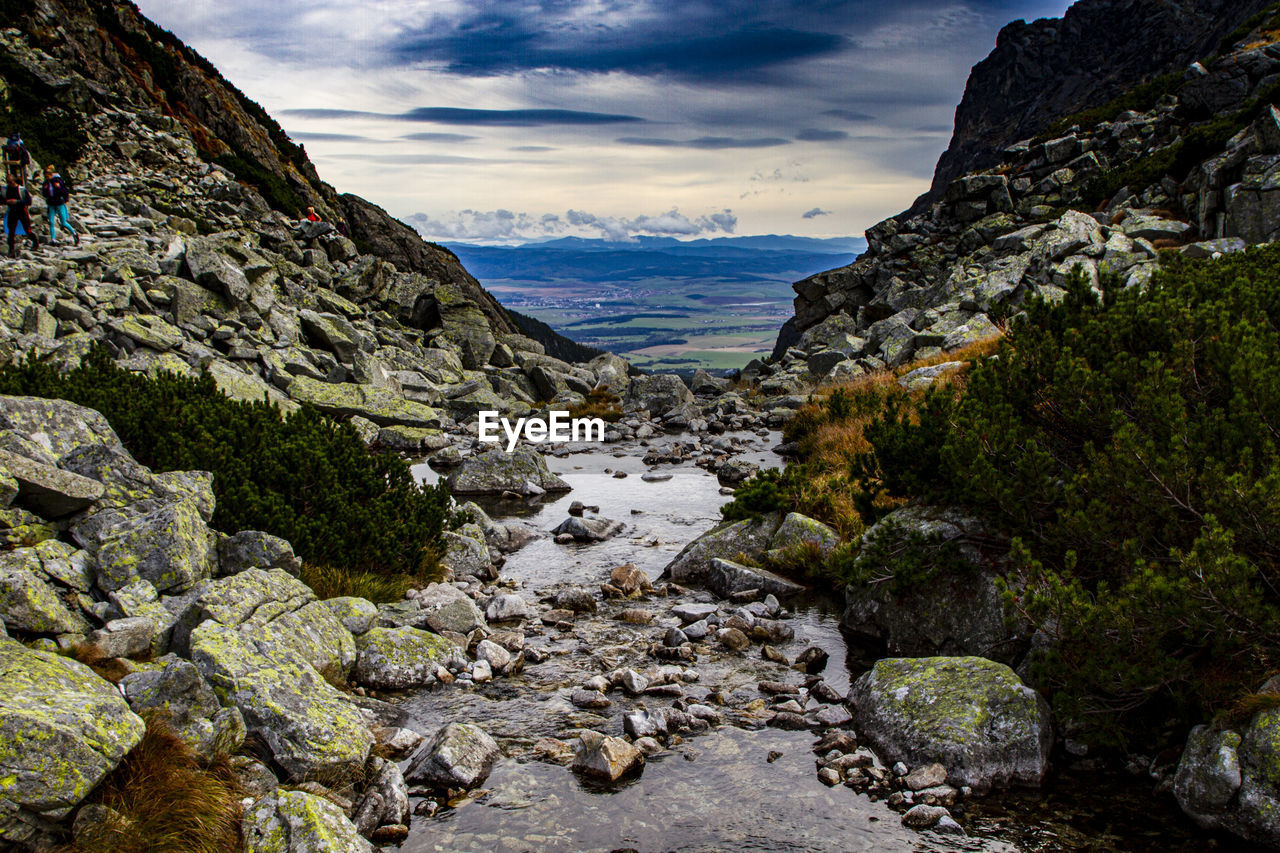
850, 656, 1052, 793
189, 621, 372, 782
446, 448, 570, 495
354, 626, 463, 691
661, 513, 782, 585
287, 376, 441, 428
0, 396, 121, 462
0, 637, 145, 843
767, 511, 840, 557
241, 785, 373, 853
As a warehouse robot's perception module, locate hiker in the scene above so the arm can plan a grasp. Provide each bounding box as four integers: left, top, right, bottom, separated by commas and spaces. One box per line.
40, 164, 79, 246
3, 173, 38, 258
2, 134, 29, 183
303, 205, 321, 222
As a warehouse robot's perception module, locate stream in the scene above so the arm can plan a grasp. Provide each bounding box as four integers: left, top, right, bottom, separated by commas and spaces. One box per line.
401, 431, 1231, 853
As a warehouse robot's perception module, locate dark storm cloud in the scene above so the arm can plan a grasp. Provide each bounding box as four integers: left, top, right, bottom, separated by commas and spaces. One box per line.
617, 137, 792, 150
822, 109, 876, 122
803, 207, 832, 218
281, 107, 645, 126
796, 129, 849, 141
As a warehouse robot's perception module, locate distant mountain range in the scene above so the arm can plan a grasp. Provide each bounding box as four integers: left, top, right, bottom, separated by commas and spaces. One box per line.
446, 234, 867, 286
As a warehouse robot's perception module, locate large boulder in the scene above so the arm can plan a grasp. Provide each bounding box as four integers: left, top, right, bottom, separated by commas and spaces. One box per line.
841, 506, 1025, 664
1174, 678, 1280, 848
241, 789, 373, 853
118, 657, 245, 758
0, 448, 104, 518
184, 237, 251, 303
414, 583, 486, 634
446, 448, 571, 495
354, 626, 464, 690
287, 376, 441, 428
766, 511, 840, 559
94, 497, 218, 594
626, 374, 694, 414
0, 560, 89, 634
0, 638, 146, 844
551, 515, 624, 542
405, 722, 501, 790
850, 656, 1052, 793
661, 514, 782, 585
705, 557, 805, 600
189, 621, 373, 782
0, 396, 121, 462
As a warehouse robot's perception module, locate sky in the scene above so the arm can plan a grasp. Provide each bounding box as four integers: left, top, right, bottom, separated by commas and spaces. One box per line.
134, 0, 1073, 244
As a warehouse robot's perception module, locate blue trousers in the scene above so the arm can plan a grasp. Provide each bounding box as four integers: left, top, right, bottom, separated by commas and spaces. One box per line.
47, 203, 75, 241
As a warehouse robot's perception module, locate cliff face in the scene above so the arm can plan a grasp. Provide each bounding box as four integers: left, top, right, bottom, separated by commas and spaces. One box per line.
925, 0, 1272, 206
2, 0, 543, 354
759, 7, 1280, 394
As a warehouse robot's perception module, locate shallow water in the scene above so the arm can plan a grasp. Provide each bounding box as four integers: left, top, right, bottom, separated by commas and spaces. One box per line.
401, 434, 1233, 853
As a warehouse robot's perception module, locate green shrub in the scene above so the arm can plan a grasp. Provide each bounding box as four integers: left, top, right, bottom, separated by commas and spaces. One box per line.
1036, 71, 1184, 142
856, 248, 1280, 746
0, 51, 89, 169
0, 348, 451, 578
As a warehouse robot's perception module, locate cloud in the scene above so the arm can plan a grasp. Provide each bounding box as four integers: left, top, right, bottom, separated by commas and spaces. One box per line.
802, 207, 832, 219
509, 145, 557, 152
400, 132, 479, 143
617, 136, 791, 150
281, 107, 645, 126
822, 109, 877, 122
288, 132, 386, 143
796, 129, 849, 141
408, 207, 738, 243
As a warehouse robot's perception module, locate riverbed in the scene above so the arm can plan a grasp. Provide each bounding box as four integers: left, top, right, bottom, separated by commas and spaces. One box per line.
402, 432, 1235, 853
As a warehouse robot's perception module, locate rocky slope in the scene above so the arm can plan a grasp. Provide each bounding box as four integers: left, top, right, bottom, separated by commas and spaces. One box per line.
763, 4, 1280, 392
926, 0, 1271, 203
0, 0, 602, 428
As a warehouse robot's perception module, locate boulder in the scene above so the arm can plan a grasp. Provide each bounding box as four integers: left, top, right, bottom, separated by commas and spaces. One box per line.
440, 530, 492, 578
324, 596, 379, 636
414, 583, 487, 634
446, 448, 571, 495
0, 562, 89, 634
768, 512, 840, 558
0, 449, 104, 518
217, 530, 301, 576
287, 377, 441, 428
661, 514, 782, 585
0, 396, 120, 462
241, 789, 373, 853
94, 497, 217, 594
118, 657, 245, 758
571, 730, 644, 781
406, 722, 501, 790
841, 506, 1025, 664
189, 621, 373, 782
184, 238, 251, 303
354, 626, 463, 690
706, 558, 805, 600
626, 374, 693, 414
0, 638, 145, 843
551, 515, 624, 542
1174, 679, 1280, 848
851, 657, 1052, 793
485, 592, 530, 622
716, 460, 759, 487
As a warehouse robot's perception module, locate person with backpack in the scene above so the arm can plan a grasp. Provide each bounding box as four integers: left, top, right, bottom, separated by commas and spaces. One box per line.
40, 164, 78, 246
2, 135, 29, 183
3, 172, 39, 258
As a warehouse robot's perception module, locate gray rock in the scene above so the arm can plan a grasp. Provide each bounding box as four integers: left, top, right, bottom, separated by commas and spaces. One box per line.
706, 557, 805, 600
351, 756, 409, 837
185, 238, 251, 303
662, 514, 782, 585
415, 583, 487, 634
475, 638, 512, 674
0, 562, 89, 634
354, 626, 463, 690
218, 530, 301, 576
671, 603, 717, 623
94, 497, 217, 594
551, 515, 624, 542
0, 638, 145, 844
554, 588, 598, 613
851, 656, 1052, 793
406, 722, 501, 790
486, 593, 530, 622
241, 788, 373, 853
446, 448, 571, 495
626, 374, 693, 414
571, 730, 644, 781
119, 657, 245, 758
0, 448, 104, 518
86, 616, 156, 659
325, 596, 379, 636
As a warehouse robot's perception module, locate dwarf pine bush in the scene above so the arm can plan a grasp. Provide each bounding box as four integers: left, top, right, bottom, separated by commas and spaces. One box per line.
857, 247, 1280, 745
0, 347, 452, 577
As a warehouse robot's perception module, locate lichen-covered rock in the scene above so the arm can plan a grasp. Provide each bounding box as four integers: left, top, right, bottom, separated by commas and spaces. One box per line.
767, 511, 840, 558
440, 530, 491, 578
0, 638, 146, 843
94, 497, 217, 594
241, 788, 373, 853
287, 376, 441, 428
405, 722, 500, 790
705, 557, 805, 600
446, 448, 571, 495
0, 561, 89, 634
353, 626, 463, 690
626, 374, 693, 414
0, 396, 121, 463
119, 657, 245, 758
841, 506, 1025, 664
0, 448, 105, 518
325, 596, 379, 636
414, 583, 486, 634
850, 656, 1052, 793
1174, 682, 1280, 848
571, 730, 644, 781
661, 514, 782, 585
217, 530, 301, 577
189, 621, 372, 782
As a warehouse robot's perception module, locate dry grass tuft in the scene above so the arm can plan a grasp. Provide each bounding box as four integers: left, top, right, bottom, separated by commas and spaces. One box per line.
57, 717, 243, 853
567, 387, 624, 422
298, 561, 433, 603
